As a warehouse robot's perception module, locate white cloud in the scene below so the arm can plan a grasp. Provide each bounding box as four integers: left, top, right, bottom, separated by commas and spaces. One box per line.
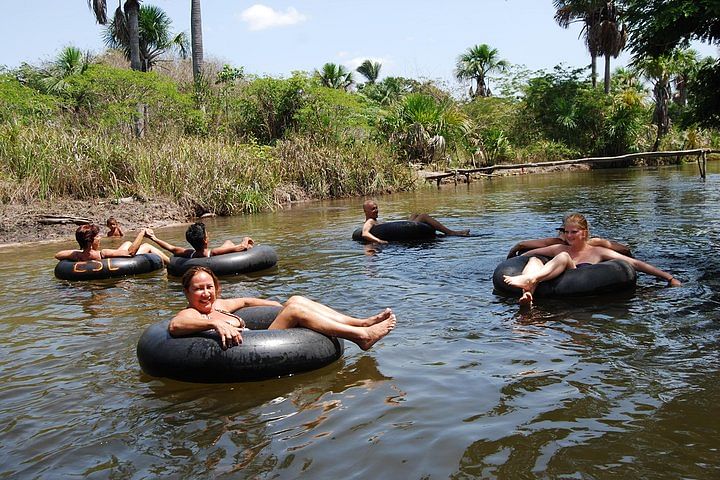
239, 4, 308, 31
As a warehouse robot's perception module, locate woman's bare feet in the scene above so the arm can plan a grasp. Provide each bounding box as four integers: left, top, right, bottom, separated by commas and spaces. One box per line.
503, 274, 538, 292
362, 308, 393, 327
448, 229, 471, 236
519, 290, 534, 307
356, 314, 397, 350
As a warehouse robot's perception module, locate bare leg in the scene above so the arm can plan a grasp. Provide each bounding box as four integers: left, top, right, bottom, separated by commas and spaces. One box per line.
136, 243, 170, 265
118, 241, 133, 250
504, 253, 575, 305
269, 296, 397, 350
410, 213, 469, 236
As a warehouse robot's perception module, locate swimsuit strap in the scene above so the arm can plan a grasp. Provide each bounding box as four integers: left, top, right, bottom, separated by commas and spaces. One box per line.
214, 308, 242, 322
214, 308, 245, 327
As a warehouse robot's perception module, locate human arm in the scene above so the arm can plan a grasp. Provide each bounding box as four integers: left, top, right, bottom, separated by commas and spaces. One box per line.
588, 237, 632, 256
100, 229, 146, 257
55, 249, 79, 261
214, 297, 283, 312
507, 237, 563, 258
520, 243, 567, 258
361, 219, 387, 244
209, 237, 255, 256
598, 248, 681, 286
169, 308, 243, 349
144, 228, 192, 256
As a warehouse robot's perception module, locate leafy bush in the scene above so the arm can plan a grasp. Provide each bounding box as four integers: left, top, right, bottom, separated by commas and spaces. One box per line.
0, 74, 60, 123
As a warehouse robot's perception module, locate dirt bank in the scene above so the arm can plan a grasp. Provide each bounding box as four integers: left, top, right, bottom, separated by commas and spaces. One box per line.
0, 196, 191, 248
0, 163, 610, 247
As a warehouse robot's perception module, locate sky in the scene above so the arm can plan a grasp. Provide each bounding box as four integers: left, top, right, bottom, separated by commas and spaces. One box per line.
2, 1, 718, 91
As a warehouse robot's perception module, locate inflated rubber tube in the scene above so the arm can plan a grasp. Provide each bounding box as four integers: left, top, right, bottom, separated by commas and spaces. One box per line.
492, 255, 637, 297
136, 306, 345, 383
167, 244, 278, 277
54, 253, 164, 281
352, 221, 436, 242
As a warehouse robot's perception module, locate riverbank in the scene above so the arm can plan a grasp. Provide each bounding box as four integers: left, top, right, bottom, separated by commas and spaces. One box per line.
0, 164, 592, 247
0, 196, 190, 247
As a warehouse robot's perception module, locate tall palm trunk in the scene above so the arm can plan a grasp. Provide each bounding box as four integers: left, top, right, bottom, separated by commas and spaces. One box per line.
124, 0, 142, 71
125, 0, 144, 136
604, 53, 611, 93
652, 80, 671, 151
591, 53, 598, 88
191, 0, 204, 82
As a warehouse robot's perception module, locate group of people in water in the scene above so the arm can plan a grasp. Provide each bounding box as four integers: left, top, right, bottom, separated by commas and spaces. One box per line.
54, 201, 681, 351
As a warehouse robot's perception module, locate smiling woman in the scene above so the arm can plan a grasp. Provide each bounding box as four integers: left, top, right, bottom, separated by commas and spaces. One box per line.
500, 213, 681, 306
137, 266, 397, 382
169, 266, 396, 351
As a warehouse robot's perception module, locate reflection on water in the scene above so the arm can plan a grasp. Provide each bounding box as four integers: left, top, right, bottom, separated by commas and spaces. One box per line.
1, 164, 719, 478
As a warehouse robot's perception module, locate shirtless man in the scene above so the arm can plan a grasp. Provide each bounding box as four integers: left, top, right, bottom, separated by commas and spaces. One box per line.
55, 224, 170, 264
145, 221, 254, 258
361, 200, 470, 244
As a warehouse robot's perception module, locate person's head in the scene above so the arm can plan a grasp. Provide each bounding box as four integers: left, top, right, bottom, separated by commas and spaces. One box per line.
182, 266, 221, 306
363, 200, 379, 220
106, 217, 118, 229
185, 222, 208, 251
75, 224, 100, 250
563, 213, 589, 242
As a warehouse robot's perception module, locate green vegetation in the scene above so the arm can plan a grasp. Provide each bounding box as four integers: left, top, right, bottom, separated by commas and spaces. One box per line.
2, 1, 719, 216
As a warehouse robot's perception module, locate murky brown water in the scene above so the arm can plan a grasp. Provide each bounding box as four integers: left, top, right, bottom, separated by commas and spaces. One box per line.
1, 164, 719, 478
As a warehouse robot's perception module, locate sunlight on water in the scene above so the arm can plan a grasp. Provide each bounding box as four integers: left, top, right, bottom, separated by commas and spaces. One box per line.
1, 164, 719, 478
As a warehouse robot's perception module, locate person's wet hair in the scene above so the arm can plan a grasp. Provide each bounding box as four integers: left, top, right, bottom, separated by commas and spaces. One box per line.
106, 217, 117, 227
564, 213, 589, 235
75, 224, 100, 249
182, 266, 220, 296
185, 222, 207, 251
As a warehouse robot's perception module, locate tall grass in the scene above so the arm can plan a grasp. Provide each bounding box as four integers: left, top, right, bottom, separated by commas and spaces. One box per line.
0, 121, 416, 213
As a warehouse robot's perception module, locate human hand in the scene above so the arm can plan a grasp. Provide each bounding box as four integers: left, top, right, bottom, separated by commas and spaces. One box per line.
213, 320, 242, 349
243, 237, 254, 249
144, 228, 154, 238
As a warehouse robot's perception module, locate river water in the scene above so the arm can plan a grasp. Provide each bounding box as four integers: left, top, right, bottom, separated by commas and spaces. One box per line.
1, 164, 719, 479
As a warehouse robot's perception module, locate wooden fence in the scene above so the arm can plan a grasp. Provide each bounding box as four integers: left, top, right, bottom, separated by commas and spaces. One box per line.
424, 148, 720, 187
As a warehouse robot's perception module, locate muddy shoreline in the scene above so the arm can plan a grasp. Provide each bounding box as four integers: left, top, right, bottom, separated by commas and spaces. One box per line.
0, 162, 622, 248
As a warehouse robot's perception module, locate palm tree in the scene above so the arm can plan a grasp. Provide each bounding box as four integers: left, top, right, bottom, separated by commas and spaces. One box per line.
592, 1, 626, 93
454, 44, 508, 98
356, 60, 381, 84
670, 49, 700, 107
31, 46, 92, 94
315, 63, 353, 90
379, 93, 469, 164
633, 53, 678, 151
191, 0, 204, 82
554, 0, 602, 88
88, 0, 142, 71
104, 4, 188, 72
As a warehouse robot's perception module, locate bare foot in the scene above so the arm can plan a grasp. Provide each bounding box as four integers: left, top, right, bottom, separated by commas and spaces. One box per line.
448, 229, 470, 236
362, 307, 393, 327
356, 315, 397, 351
519, 290, 533, 308
503, 274, 537, 292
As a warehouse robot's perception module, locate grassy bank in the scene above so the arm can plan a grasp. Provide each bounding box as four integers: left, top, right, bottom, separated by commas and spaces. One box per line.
2, 56, 719, 218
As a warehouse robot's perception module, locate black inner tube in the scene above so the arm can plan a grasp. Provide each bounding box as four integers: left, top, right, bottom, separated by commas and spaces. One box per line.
167, 245, 278, 277
352, 221, 436, 242
492, 255, 637, 297
54, 253, 164, 281
136, 306, 344, 383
